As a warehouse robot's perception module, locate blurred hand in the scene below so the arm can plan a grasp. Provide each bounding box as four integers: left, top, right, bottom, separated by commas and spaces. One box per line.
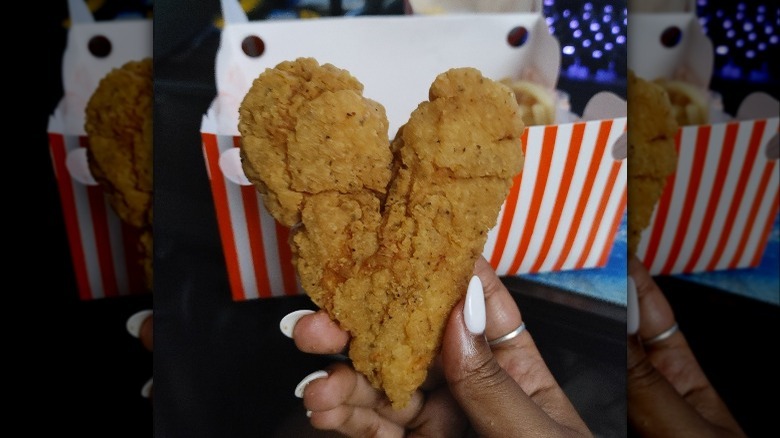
627, 257, 745, 437
127, 309, 153, 400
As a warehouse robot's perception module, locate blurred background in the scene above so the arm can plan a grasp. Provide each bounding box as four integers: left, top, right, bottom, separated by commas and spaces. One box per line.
39, 1, 153, 435
697, 0, 779, 112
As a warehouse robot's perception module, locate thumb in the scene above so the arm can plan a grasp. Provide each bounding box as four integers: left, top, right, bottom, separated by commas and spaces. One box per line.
625, 277, 722, 436
441, 276, 566, 437
627, 334, 711, 436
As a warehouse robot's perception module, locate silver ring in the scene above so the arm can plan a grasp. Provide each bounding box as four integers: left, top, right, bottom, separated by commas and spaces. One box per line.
641, 323, 679, 346
488, 322, 526, 346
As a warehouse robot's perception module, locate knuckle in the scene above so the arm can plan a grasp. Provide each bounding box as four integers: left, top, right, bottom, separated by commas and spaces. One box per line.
458, 353, 509, 391
627, 354, 666, 391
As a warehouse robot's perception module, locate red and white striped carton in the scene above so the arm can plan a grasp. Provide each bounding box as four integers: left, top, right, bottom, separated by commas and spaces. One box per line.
630, 8, 780, 275
486, 106, 627, 276
636, 100, 780, 275
202, 0, 627, 300
47, 1, 152, 300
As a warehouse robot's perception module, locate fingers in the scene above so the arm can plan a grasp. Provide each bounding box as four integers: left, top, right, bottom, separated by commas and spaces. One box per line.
628, 259, 710, 392
281, 309, 350, 354
627, 335, 713, 436
126, 310, 153, 401
297, 363, 427, 436
628, 257, 746, 436
441, 278, 584, 437
139, 317, 153, 352
474, 256, 525, 348
628, 258, 680, 346
126, 309, 153, 351
141, 378, 153, 400
310, 405, 405, 437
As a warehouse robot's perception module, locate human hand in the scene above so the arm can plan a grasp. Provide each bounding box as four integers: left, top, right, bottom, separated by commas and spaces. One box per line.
626, 257, 745, 437
281, 257, 591, 437
127, 309, 153, 400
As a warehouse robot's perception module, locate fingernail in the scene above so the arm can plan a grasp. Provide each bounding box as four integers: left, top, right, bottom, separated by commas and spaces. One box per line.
464, 276, 486, 335
305, 410, 312, 418
141, 378, 153, 398
294, 370, 328, 398
627, 276, 639, 335
126, 310, 153, 338
280, 310, 315, 339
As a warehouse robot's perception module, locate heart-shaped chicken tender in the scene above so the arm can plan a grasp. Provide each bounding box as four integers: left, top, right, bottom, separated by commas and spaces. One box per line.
239, 58, 524, 408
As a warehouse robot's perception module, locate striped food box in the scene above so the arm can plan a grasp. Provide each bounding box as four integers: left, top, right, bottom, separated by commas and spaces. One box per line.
48, 124, 149, 300
202, 116, 627, 300
48, 8, 152, 299
637, 117, 780, 275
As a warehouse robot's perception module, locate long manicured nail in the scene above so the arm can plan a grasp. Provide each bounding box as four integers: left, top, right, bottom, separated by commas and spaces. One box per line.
305, 410, 312, 418
126, 310, 153, 338
141, 378, 153, 398
280, 310, 315, 338
464, 276, 486, 335
295, 370, 328, 398
627, 277, 639, 335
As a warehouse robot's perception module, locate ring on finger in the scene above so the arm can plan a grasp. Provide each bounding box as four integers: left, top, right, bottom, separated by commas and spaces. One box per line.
488, 322, 526, 346
641, 322, 679, 346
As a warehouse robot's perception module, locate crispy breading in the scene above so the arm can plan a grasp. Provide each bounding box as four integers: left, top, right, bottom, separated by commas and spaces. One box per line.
654, 78, 709, 126
238, 58, 383, 227
84, 58, 153, 290
239, 58, 524, 408
627, 70, 679, 255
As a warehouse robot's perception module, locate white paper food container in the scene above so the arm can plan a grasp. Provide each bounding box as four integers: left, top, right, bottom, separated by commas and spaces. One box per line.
47, 0, 152, 299
202, 0, 627, 300
630, 9, 780, 275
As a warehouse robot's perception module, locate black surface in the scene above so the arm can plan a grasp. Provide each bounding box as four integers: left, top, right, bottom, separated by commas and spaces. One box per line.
648, 276, 779, 438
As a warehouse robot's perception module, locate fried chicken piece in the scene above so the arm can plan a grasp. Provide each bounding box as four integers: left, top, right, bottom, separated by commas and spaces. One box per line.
84, 58, 153, 290
653, 78, 709, 126
627, 70, 679, 255
239, 58, 524, 408
500, 78, 556, 126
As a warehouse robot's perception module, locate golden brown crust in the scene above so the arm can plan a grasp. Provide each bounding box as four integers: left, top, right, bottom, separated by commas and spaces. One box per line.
84, 58, 153, 229
240, 59, 524, 408
627, 70, 679, 255
84, 58, 153, 290
238, 58, 383, 227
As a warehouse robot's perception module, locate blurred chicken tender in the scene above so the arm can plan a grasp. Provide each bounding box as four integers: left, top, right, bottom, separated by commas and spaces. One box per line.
628, 70, 679, 255
239, 58, 524, 408
84, 58, 153, 289
653, 78, 709, 126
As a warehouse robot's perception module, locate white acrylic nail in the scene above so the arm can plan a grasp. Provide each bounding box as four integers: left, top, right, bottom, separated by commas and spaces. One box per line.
627, 277, 640, 335
141, 378, 153, 398
464, 276, 486, 335
126, 310, 153, 338
294, 370, 328, 398
280, 310, 315, 339
305, 410, 312, 418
